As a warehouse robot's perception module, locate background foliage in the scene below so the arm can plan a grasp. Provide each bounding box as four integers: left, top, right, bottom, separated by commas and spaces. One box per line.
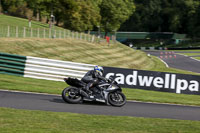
120, 0, 200, 38
1, 0, 200, 37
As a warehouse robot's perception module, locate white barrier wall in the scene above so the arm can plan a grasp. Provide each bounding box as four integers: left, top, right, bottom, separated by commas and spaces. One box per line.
24, 56, 95, 81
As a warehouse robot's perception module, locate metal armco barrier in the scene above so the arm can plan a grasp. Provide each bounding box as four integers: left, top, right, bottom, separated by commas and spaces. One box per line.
24, 56, 94, 81
103, 66, 200, 95
0, 52, 95, 81
0, 53, 26, 76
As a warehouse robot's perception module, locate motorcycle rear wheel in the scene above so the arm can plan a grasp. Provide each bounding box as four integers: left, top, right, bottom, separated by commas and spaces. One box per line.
62, 87, 82, 104
108, 92, 126, 107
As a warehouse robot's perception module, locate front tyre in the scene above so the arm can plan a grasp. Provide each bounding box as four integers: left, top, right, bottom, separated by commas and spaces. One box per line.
62, 87, 82, 104
108, 92, 126, 107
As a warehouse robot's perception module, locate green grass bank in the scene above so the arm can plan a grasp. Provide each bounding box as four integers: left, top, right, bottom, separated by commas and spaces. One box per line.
0, 107, 200, 133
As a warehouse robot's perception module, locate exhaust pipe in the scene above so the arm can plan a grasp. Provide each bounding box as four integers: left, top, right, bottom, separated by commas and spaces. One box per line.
80, 90, 89, 97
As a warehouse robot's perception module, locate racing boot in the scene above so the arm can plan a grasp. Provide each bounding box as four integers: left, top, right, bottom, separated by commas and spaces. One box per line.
84, 84, 93, 96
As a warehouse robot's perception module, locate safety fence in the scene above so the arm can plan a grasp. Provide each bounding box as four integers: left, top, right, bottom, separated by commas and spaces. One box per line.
0, 25, 108, 44
0, 52, 95, 81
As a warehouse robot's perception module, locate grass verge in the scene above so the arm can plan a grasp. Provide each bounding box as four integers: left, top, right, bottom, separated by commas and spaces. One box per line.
194, 57, 200, 60
0, 107, 200, 133
177, 53, 200, 56
0, 14, 62, 29
0, 38, 154, 70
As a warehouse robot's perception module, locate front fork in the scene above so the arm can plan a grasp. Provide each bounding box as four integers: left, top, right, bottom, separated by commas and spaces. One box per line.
103, 91, 109, 105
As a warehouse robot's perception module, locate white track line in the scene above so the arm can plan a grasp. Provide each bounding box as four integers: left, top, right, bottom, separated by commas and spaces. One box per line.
190, 57, 200, 62
177, 53, 200, 62
157, 57, 169, 68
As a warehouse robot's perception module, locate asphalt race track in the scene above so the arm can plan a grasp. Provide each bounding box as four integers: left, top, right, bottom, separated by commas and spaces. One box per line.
146, 51, 200, 73
0, 90, 200, 121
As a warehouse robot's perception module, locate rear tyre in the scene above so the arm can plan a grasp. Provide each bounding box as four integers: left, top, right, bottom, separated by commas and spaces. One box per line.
62, 87, 82, 104
108, 92, 126, 107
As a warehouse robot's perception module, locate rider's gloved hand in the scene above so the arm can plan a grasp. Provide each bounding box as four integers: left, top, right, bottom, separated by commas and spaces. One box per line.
107, 78, 111, 82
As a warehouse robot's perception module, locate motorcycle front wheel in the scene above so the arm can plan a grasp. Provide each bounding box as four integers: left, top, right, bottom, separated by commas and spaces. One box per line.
62, 87, 82, 104
108, 92, 126, 107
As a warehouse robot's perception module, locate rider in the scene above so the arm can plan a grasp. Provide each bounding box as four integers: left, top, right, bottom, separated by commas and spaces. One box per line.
81, 65, 107, 95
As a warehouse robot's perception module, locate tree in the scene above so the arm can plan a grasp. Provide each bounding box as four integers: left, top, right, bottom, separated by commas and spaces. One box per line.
58, 0, 79, 30
182, 0, 200, 37
119, 0, 200, 38
63, 0, 101, 32
100, 0, 135, 35
120, 0, 163, 32
26, 0, 49, 21
2, 0, 33, 18
0, 0, 2, 14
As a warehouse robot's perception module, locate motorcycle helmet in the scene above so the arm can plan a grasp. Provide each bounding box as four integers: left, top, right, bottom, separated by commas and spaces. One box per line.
94, 65, 104, 76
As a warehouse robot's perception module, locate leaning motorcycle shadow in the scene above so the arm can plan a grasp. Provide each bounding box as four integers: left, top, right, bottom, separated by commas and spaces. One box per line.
81, 100, 107, 106
49, 98, 66, 103
50, 98, 107, 106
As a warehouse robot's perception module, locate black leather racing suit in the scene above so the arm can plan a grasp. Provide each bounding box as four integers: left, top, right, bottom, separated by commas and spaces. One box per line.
81, 70, 107, 94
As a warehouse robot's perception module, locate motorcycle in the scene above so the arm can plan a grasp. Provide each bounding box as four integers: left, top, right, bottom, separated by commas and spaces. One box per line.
62, 77, 126, 107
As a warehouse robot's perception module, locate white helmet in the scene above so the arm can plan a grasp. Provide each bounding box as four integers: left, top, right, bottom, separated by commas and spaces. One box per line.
94, 65, 104, 76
